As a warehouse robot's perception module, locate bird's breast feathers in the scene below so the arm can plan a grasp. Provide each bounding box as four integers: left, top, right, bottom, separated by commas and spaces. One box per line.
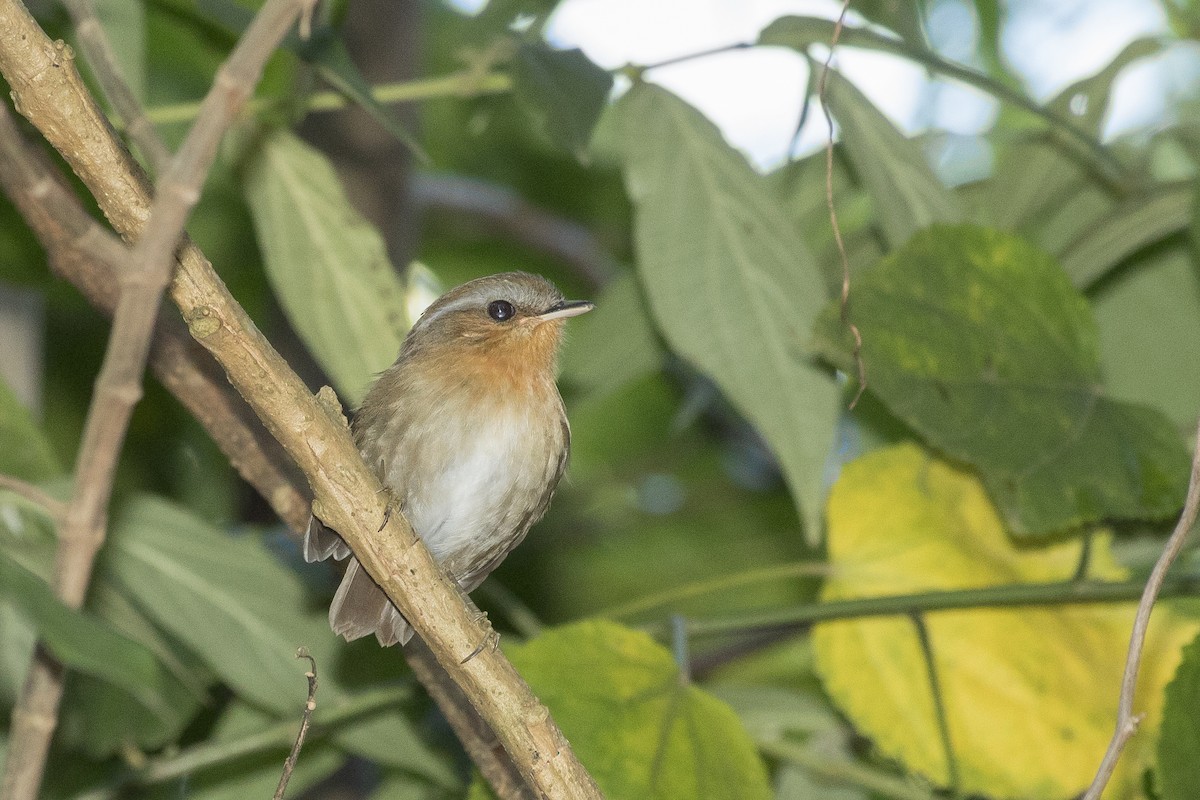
358, 380, 567, 581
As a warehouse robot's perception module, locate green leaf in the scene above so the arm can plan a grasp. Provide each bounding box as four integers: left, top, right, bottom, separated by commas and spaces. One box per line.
244, 127, 409, 405
612, 82, 839, 540
0, 377, 60, 480
58, 574, 213, 756
0, 552, 172, 715
1094, 246, 1200, 430
982, 134, 1113, 235
845, 0, 930, 46
104, 495, 341, 712
559, 273, 664, 400
812, 224, 1190, 534
822, 67, 963, 248
334, 709, 459, 787
0, 601, 35, 705
1058, 183, 1193, 289
514, 43, 613, 160
1159, 631, 1200, 800
60, 670, 202, 757
470, 620, 772, 800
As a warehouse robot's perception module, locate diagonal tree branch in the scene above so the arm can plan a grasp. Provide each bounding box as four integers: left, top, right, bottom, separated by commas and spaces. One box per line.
0, 1, 311, 797
0, 2, 600, 797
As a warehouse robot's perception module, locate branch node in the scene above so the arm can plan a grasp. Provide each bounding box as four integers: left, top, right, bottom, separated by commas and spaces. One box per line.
315, 385, 348, 429
185, 306, 223, 339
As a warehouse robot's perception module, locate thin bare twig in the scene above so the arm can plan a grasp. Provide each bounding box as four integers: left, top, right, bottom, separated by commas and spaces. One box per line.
60, 0, 171, 173
274, 648, 318, 800
816, 0, 867, 410
0, 1, 309, 797
0, 474, 66, 524
1082, 419, 1200, 800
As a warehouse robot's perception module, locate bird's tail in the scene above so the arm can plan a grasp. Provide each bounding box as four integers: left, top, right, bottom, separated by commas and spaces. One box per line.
302, 515, 351, 562
328, 557, 413, 646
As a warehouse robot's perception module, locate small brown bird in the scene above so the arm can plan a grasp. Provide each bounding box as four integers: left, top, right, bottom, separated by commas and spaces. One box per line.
304, 272, 592, 646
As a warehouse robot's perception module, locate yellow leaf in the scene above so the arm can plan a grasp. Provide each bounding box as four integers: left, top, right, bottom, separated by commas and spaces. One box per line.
814, 443, 1196, 799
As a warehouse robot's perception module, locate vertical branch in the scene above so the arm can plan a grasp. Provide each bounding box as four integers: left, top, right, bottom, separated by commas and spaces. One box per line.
0, 2, 310, 798
1082, 420, 1200, 800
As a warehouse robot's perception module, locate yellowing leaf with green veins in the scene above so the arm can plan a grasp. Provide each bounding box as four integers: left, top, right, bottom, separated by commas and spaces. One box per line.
468, 620, 771, 800
814, 443, 1198, 799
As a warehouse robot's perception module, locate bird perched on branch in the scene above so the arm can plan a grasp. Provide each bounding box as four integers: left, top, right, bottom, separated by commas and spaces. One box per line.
304, 271, 593, 646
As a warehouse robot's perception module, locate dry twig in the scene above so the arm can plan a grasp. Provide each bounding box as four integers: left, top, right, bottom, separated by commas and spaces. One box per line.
816, 0, 867, 410
1082, 419, 1200, 800
274, 648, 319, 800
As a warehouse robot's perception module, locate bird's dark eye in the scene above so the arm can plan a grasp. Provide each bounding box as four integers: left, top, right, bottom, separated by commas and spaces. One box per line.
487, 300, 515, 322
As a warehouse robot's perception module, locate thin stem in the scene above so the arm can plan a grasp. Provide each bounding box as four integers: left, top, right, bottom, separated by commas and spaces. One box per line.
1073, 527, 1096, 582
0, 475, 66, 524
647, 572, 1200, 640
1082, 418, 1200, 800
758, 738, 936, 800
671, 615, 691, 681
599, 560, 830, 620
911, 613, 959, 794
142, 70, 512, 127
638, 41, 752, 72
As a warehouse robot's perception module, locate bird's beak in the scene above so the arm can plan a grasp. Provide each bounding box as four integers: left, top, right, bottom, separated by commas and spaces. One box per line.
536, 300, 594, 322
